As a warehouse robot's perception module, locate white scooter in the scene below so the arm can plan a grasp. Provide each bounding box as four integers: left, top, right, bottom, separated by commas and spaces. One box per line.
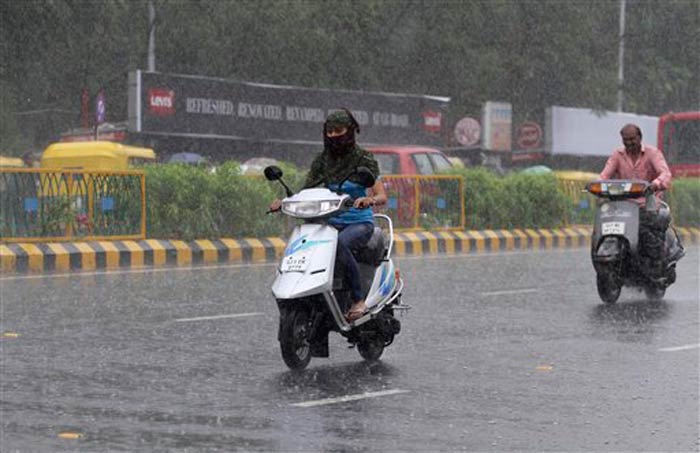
264, 165, 406, 370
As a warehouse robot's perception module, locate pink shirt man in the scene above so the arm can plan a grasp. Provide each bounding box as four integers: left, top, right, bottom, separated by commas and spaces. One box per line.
599, 143, 672, 206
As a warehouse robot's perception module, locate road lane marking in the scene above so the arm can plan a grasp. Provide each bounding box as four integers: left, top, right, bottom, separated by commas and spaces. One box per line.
58, 432, 84, 440
291, 389, 410, 407
659, 343, 700, 352
174, 312, 264, 323
481, 288, 538, 296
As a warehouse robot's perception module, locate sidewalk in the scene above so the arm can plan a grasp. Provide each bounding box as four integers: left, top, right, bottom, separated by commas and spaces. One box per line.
2, 227, 698, 274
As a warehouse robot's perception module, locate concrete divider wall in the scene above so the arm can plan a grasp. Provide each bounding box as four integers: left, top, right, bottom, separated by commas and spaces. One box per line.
2, 227, 698, 274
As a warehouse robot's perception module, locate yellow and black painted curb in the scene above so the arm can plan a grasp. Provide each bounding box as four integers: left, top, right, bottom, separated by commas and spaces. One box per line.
2, 227, 698, 275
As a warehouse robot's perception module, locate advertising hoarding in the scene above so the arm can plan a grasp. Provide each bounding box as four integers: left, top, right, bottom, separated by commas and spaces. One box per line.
128, 71, 450, 148
481, 101, 512, 151
545, 106, 658, 157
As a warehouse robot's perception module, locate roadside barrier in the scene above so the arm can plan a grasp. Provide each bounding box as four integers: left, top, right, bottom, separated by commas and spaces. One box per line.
379, 175, 465, 231
2, 227, 698, 275
0, 169, 146, 243
555, 172, 598, 225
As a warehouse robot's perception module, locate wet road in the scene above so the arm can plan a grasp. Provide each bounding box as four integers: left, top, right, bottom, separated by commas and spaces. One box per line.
1, 247, 698, 451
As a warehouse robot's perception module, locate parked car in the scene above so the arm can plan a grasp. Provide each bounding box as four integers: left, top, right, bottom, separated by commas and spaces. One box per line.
365, 145, 453, 175
165, 152, 209, 166
240, 157, 281, 175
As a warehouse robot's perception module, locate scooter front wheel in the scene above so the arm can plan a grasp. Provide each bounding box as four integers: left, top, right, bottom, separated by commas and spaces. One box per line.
279, 308, 312, 370
596, 273, 621, 304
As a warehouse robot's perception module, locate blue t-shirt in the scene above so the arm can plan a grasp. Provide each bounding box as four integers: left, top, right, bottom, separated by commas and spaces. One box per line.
326, 180, 375, 226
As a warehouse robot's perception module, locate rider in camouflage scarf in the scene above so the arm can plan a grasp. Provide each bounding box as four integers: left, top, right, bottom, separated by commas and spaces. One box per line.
304, 109, 379, 188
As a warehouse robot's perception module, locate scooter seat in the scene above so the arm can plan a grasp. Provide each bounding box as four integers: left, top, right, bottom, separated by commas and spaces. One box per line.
354, 227, 387, 266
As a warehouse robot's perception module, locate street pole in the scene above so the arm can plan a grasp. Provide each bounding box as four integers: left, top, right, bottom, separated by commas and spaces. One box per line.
148, 0, 156, 72
617, 0, 626, 112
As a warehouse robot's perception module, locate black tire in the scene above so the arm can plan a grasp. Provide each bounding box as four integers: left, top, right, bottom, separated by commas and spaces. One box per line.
597, 273, 621, 304
357, 339, 384, 361
279, 309, 312, 370
644, 285, 665, 301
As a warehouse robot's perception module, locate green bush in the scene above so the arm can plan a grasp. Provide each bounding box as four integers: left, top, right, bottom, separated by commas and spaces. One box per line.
449, 168, 568, 230
211, 162, 284, 238
145, 161, 305, 240
500, 172, 569, 229
667, 178, 700, 227
457, 167, 504, 229
145, 164, 219, 240
143, 162, 698, 240
558, 176, 700, 228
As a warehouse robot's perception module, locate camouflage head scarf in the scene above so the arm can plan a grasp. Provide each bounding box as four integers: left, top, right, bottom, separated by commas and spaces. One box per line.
324, 110, 357, 131
324, 110, 359, 155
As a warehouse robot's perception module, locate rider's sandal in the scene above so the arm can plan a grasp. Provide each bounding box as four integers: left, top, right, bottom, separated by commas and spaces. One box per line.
345, 301, 368, 322
346, 309, 367, 322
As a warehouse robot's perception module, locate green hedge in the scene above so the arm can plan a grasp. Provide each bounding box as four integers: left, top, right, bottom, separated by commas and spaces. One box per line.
556, 177, 700, 228
450, 168, 570, 230
145, 161, 305, 240
666, 178, 700, 227
144, 163, 699, 240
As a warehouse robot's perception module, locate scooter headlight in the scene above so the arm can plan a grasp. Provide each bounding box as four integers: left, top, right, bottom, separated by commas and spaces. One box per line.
282, 199, 343, 218
604, 182, 628, 196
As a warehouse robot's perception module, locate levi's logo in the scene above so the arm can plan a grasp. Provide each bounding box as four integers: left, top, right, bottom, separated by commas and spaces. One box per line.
422, 111, 442, 133
148, 88, 175, 116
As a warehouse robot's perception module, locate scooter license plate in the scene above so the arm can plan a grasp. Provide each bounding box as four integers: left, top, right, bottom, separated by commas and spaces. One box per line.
281, 254, 309, 272
602, 221, 625, 235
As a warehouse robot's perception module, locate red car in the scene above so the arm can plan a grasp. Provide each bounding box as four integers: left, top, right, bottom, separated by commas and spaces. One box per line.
366, 145, 453, 175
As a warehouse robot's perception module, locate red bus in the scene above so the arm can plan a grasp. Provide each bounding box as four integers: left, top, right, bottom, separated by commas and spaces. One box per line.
657, 111, 700, 177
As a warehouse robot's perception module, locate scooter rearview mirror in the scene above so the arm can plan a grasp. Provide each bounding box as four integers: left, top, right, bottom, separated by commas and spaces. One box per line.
264, 165, 293, 197
264, 166, 283, 181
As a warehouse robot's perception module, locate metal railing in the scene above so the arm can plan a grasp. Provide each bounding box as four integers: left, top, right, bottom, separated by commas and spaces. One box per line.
0, 168, 146, 242
377, 175, 465, 231
555, 174, 597, 226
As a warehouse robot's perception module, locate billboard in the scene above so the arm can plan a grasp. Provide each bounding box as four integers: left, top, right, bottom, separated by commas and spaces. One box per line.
481, 101, 512, 151
545, 106, 659, 157
128, 71, 450, 148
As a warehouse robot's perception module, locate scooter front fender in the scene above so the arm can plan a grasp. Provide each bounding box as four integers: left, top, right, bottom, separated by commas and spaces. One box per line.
271, 224, 338, 300
592, 236, 624, 265
593, 200, 640, 254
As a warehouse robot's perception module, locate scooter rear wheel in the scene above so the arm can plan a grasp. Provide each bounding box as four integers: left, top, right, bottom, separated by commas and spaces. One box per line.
357, 339, 385, 361
279, 309, 312, 370
597, 273, 622, 304
644, 285, 665, 301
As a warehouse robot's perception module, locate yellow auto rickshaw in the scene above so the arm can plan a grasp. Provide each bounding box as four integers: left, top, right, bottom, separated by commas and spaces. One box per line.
40, 141, 156, 170
38, 142, 155, 233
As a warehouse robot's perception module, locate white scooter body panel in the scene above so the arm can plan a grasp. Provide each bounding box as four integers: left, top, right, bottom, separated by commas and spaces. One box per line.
271, 223, 338, 300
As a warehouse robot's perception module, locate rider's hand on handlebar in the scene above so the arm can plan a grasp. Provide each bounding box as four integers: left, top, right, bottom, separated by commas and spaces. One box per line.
649, 181, 660, 192
268, 199, 282, 213
353, 197, 375, 209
